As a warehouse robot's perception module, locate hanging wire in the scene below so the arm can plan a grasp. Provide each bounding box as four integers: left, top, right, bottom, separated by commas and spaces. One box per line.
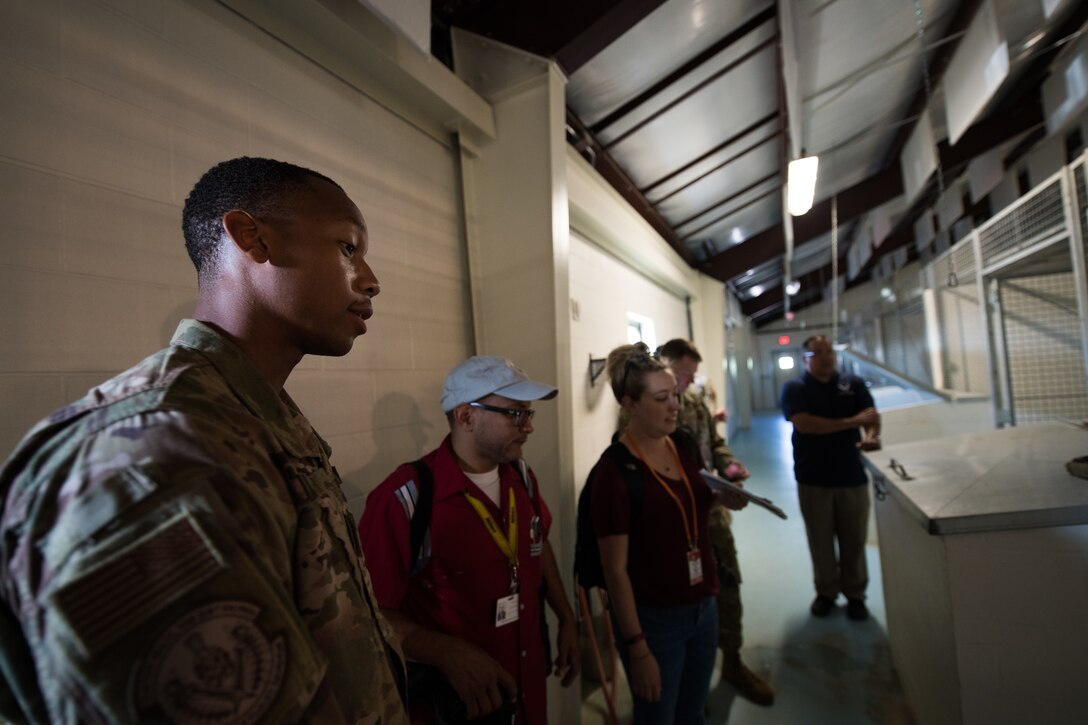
913, 0, 945, 198
914, 0, 957, 288
831, 194, 839, 343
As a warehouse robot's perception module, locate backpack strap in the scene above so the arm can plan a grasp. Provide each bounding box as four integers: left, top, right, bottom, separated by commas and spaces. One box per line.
602, 441, 645, 521
407, 459, 434, 574
669, 427, 704, 470
515, 458, 534, 500
406, 457, 538, 573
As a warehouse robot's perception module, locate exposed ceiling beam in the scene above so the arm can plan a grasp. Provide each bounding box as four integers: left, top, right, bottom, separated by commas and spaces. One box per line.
853, 95, 1046, 278
644, 111, 779, 196
773, 101, 1045, 325
943, 95, 1045, 171
741, 265, 827, 319
701, 163, 904, 281
744, 0, 1071, 325
567, 108, 694, 264
433, 1, 667, 76
589, 4, 777, 135
555, 0, 672, 74
677, 172, 779, 231
601, 34, 778, 151
877, 0, 985, 172
744, 298, 785, 323
706, 89, 1046, 287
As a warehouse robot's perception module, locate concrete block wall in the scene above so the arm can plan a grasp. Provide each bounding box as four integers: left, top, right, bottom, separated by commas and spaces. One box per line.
0, 0, 471, 516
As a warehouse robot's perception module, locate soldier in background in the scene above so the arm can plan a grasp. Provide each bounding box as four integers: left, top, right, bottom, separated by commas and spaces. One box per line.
657, 338, 774, 707
0, 157, 408, 723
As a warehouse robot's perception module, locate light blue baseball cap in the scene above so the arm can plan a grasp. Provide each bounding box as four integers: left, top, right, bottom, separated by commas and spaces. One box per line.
441, 356, 558, 412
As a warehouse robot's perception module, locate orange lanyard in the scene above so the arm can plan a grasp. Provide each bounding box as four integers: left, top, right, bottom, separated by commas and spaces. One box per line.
626, 436, 699, 550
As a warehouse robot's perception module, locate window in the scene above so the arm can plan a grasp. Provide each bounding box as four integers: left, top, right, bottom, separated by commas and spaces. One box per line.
626, 312, 657, 351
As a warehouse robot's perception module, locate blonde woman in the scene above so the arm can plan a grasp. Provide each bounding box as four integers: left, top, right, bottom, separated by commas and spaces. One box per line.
589, 343, 721, 724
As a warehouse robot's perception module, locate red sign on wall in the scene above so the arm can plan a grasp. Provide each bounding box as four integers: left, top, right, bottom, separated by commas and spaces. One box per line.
778, 335, 790, 346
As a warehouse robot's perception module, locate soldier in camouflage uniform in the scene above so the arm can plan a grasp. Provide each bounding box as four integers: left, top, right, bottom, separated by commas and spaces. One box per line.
0, 158, 408, 724
658, 339, 774, 707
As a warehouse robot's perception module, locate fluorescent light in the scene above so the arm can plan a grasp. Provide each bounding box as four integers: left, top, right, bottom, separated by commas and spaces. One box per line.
787, 156, 819, 216
749, 285, 765, 298
785, 280, 801, 296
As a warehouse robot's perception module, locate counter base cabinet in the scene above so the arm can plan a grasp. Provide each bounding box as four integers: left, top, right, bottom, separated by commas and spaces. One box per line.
876, 494, 1088, 725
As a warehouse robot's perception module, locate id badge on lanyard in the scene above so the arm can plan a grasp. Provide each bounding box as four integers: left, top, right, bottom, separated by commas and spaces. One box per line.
687, 549, 704, 585
495, 592, 519, 627
462, 488, 522, 628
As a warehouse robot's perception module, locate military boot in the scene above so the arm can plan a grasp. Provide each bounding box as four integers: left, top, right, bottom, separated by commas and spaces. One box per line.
721, 654, 774, 706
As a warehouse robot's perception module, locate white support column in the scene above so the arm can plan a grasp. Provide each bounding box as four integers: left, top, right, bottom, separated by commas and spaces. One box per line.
451, 30, 578, 725
1061, 165, 1088, 385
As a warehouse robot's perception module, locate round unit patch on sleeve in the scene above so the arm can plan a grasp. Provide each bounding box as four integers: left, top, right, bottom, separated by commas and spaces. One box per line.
134, 601, 285, 724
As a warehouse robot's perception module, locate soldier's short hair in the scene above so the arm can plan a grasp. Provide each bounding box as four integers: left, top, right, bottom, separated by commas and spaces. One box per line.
657, 338, 702, 363
182, 157, 342, 282
802, 335, 829, 351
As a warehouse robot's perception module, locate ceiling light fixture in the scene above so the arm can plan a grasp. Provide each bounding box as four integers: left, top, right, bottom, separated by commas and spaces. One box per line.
787, 155, 819, 216
1021, 30, 1044, 50
749, 285, 765, 298
785, 280, 801, 296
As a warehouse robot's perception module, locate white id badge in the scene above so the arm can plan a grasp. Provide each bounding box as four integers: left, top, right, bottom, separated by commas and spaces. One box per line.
495, 593, 520, 627
687, 550, 704, 585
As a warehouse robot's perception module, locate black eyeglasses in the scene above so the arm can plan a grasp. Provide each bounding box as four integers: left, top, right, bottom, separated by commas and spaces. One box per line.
619, 343, 653, 399
468, 401, 536, 427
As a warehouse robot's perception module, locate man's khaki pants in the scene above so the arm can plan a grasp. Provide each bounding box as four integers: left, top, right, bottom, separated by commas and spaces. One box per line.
798, 483, 870, 600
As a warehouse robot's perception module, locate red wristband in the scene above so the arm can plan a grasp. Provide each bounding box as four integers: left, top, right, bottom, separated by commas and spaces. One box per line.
623, 632, 645, 646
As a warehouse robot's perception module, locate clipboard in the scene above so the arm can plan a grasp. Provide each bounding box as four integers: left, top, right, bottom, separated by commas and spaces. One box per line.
700, 470, 788, 520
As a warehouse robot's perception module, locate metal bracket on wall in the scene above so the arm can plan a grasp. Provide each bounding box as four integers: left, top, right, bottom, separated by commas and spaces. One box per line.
588, 355, 607, 386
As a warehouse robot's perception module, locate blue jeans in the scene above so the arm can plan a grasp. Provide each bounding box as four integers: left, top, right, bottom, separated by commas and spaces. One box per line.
615, 596, 718, 725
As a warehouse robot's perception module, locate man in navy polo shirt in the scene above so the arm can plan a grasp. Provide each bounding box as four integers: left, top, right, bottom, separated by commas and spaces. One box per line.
781, 335, 881, 621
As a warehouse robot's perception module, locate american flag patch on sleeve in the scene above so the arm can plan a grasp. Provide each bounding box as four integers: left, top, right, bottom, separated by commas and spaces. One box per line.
51, 511, 225, 657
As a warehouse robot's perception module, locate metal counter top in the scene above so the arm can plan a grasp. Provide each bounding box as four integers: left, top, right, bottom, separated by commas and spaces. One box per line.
862, 421, 1088, 535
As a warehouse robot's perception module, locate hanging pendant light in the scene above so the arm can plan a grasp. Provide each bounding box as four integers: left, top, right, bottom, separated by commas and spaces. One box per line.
787, 155, 819, 216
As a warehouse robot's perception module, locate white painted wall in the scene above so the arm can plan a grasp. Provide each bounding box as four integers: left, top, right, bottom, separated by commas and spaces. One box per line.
567, 230, 691, 485
566, 147, 736, 488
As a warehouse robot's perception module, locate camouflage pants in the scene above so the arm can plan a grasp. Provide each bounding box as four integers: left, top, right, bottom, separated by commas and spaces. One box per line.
708, 502, 742, 660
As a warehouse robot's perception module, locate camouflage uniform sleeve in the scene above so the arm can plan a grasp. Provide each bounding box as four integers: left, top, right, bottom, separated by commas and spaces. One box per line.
1, 413, 339, 724
680, 389, 735, 476
705, 401, 736, 476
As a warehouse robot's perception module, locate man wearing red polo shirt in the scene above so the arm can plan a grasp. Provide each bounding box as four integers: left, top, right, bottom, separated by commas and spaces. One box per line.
360, 356, 579, 724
